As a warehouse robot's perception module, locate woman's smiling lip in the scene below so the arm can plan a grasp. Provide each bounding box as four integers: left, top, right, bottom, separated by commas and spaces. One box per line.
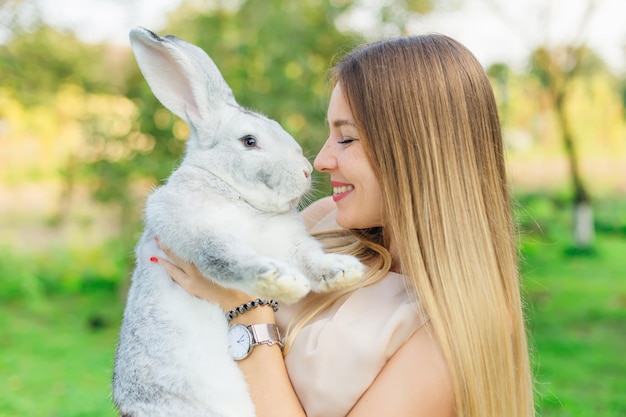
331, 181, 354, 202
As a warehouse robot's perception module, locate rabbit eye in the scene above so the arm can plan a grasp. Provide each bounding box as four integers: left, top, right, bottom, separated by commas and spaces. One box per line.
240, 135, 258, 148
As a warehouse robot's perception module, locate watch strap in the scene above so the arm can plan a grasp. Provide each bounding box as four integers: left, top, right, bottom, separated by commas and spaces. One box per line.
248, 323, 283, 349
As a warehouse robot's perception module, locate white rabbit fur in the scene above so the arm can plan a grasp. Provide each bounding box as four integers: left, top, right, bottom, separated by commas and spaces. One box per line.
112, 27, 364, 417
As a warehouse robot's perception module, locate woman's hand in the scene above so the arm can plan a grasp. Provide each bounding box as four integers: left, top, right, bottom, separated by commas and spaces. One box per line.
153, 238, 299, 416
153, 239, 253, 312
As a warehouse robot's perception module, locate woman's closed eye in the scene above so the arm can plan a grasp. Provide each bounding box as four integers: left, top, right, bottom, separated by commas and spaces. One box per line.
338, 137, 359, 145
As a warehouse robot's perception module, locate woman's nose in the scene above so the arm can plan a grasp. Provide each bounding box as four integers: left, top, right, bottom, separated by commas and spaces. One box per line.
313, 139, 335, 172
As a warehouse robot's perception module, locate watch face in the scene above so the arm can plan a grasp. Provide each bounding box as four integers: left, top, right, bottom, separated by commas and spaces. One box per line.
228, 324, 252, 360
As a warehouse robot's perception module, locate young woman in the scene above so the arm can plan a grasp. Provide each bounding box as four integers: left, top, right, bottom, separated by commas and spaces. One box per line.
154, 34, 535, 417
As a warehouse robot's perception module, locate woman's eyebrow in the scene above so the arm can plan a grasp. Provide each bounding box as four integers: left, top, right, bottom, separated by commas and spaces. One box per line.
326, 118, 356, 128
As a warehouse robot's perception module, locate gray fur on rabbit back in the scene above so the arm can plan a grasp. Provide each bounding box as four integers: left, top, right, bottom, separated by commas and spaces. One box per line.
112, 27, 364, 417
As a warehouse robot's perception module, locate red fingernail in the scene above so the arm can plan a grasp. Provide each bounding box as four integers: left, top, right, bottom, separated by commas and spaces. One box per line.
154, 235, 159, 242
150, 256, 158, 263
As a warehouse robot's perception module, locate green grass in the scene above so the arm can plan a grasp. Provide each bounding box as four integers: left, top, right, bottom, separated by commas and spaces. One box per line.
0, 291, 122, 417
0, 195, 624, 416
522, 235, 626, 417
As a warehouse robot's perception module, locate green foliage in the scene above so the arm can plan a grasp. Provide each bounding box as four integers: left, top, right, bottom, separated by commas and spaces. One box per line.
592, 197, 626, 235
0, 24, 115, 107
0, 248, 43, 300
515, 193, 626, 257
0, 241, 131, 300
529, 45, 609, 91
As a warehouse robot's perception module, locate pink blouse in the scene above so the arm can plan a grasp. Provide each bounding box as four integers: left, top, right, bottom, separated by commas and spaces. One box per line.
276, 209, 425, 417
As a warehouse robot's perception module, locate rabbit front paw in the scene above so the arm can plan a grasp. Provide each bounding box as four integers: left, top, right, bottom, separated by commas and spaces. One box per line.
311, 254, 365, 292
252, 262, 311, 304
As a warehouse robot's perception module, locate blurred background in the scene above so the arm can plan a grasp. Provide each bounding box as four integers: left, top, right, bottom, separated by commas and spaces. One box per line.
0, 0, 624, 416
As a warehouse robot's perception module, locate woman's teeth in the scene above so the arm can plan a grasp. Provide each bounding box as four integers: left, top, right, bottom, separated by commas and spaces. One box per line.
333, 185, 354, 195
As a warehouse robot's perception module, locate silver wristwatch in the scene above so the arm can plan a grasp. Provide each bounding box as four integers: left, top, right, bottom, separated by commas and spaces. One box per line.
227, 323, 283, 361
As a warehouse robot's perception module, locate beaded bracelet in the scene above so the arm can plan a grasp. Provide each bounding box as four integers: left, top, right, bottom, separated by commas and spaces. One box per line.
225, 298, 279, 323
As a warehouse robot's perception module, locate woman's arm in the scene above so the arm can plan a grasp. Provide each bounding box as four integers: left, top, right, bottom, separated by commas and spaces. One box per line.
348, 323, 455, 417
155, 249, 306, 417
227, 305, 306, 417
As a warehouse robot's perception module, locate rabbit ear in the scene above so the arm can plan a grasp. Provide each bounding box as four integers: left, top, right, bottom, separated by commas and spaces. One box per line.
128, 26, 235, 124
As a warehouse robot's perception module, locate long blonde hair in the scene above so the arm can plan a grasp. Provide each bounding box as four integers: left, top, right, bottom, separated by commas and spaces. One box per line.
290, 34, 534, 416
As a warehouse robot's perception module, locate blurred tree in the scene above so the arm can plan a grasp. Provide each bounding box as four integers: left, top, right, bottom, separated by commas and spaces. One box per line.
487, 62, 511, 122
0, 9, 125, 218
0, 10, 116, 106
365, 0, 436, 35
0, 0, 37, 41
485, 0, 609, 250
529, 44, 612, 249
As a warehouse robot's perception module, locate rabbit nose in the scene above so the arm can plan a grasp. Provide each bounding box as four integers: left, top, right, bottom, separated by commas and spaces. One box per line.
303, 169, 311, 179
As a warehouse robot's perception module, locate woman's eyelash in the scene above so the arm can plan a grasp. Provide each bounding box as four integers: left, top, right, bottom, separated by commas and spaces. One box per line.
338, 137, 358, 144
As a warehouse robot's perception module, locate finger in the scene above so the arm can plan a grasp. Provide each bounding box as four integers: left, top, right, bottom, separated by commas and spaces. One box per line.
154, 255, 216, 300
154, 237, 188, 267
155, 256, 190, 286
153, 239, 204, 283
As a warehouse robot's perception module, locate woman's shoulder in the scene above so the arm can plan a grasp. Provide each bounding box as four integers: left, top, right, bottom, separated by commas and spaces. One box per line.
300, 196, 339, 232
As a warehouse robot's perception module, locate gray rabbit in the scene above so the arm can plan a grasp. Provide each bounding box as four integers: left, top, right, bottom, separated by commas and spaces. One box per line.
112, 27, 364, 417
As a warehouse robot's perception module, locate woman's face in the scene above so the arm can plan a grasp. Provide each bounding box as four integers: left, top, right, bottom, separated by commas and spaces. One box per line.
314, 83, 384, 229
